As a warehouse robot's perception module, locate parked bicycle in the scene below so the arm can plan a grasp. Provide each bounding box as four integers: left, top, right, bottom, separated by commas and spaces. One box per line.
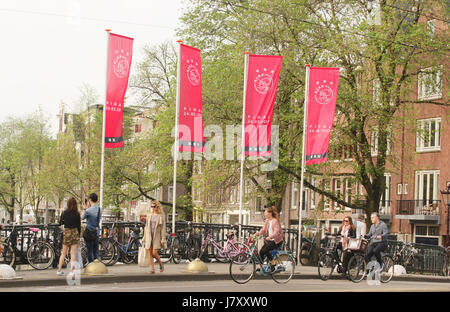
199, 228, 247, 263
391, 241, 423, 274
171, 222, 202, 264
99, 223, 142, 266
299, 228, 326, 266
229, 234, 295, 284
0, 223, 20, 268
346, 237, 394, 283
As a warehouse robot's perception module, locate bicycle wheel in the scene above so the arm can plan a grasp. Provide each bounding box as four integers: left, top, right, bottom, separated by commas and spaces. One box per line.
271, 253, 295, 284
27, 241, 55, 270
229, 252, 255, 284
187, 237, 201, 261
0, 242, 15, 268
171, 237, 182, 264
317, 253, 334, 281
227, 242, 250, 262
299, 244, 311, 266
347, 253, 366, 283
213, 240, 230, 263
98, 238, 118, 266
122, 240, 139, 264
380, 255, 394, 283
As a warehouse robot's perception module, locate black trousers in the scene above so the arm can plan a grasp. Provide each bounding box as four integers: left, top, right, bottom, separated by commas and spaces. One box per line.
259, 240, 282, 262
365, 241, 388, 267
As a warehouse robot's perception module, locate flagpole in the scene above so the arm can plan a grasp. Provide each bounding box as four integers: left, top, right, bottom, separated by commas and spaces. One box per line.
100, 29, 111, 212
238, 52, 250, 241
172, 40, 182, 235
297, 64, 310, 264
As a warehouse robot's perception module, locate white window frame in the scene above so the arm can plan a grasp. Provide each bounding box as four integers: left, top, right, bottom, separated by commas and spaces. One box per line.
168, 186, 174, 203
333, 179, 341, 211
309, 177, 316, 210
380, 174, 391, 214
324, 179, 331, 211
415, 170, 440, 201
229, 187, 235, 204
370, 127, 391, 156
291, 181, 298, 210
418, 66, 443, 101
344, 178, 352, 211
427, 19, 436, 38
416, 118, 441, 152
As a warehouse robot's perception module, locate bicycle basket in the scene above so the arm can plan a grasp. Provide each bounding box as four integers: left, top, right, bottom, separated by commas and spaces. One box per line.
326, 236, 339, 250
346, 238, 368, 253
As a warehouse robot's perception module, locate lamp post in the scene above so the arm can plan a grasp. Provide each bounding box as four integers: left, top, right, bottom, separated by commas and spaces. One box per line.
440, 184, 450, 247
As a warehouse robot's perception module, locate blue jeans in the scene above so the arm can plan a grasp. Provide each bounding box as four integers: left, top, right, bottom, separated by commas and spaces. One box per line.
86, 237, 99, 263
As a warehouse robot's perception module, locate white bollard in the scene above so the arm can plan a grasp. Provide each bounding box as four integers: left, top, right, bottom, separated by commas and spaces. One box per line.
0, 264, 17, 279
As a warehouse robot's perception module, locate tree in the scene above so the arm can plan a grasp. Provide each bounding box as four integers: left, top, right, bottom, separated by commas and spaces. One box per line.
176, 0, 449, 226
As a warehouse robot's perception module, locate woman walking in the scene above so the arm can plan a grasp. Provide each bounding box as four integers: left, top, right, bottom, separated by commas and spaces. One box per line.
142, 201, 167, 274
57, 197, 81, 276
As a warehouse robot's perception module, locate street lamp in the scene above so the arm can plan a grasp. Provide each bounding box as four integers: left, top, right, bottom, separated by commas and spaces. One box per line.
440, 184, 450, 247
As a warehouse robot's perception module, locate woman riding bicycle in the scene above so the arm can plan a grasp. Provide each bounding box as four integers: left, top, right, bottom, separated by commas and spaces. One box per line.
255, 206, 283, 273
336, 216, 356, 273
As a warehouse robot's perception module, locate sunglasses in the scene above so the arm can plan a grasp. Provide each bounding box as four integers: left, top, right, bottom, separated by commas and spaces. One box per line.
151, 206, 157, 208
344, 220, 349, 222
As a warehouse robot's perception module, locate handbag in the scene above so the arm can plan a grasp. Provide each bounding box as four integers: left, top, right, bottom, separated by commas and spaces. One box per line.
138, 247, 150, 267
83, 206, 101, 241
346, 238, 368, 252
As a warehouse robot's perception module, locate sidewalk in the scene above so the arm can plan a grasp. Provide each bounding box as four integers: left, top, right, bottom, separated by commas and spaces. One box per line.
0, 262, 448, 288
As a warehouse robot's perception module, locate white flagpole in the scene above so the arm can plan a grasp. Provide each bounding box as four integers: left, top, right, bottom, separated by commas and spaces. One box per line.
100, 29, 111, 212
172, 40, 182, 235
238, 52, 250, 240
297, 64, 310, 263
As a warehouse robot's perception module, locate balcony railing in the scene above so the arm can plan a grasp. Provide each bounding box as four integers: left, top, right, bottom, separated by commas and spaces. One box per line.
396, 200, 440, 216
352, 200, 392, 215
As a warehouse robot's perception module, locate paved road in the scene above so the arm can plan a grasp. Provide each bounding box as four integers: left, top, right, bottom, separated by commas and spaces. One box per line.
3, 278, 449, 292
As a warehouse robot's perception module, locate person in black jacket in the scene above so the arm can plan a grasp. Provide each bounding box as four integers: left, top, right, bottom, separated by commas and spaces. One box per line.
337, 216, 356, 273
57, 197, 81, 276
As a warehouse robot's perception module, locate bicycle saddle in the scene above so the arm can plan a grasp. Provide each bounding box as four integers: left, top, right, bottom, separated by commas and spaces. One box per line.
29, 228, 40, 233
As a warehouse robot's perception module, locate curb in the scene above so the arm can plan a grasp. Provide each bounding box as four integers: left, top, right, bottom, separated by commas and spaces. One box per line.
0, 272, 448, 288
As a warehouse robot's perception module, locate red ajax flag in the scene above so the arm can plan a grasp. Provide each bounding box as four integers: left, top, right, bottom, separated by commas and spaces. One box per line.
244, 55, 283, 156
305, 67, 340, 165
178, 44, 205, 152
105, 33, 133, 148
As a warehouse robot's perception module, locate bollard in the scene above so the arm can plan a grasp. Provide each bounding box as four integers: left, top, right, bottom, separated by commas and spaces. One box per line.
186, 258, 208, 273
84, 259, 108, 275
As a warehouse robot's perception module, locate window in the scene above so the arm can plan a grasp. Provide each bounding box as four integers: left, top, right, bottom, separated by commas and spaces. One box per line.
380, 174, 391, 214
427, 19, 436, 38
229, 187, 235, 204
416, 118, 441, 152
415, 225, 440, 245
291, 181, 299, 209
415, 170, 440, 201
418, 66, 442, 101
168, 186, 174, 202
323, 179, 331, 211
344, 178, 352, 211
370, 127, 391, 156
333, 179, 342, 210
373, 79, 381, 105
310, 178, 316, 210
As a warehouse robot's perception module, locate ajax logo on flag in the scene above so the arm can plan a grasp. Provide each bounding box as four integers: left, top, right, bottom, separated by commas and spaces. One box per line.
113, 50, 130, 79
254, 68, 274, 94
314, 80, 334, 105
186, 59, 201, 85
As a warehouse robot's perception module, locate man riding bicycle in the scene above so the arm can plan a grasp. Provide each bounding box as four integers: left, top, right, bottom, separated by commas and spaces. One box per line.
364, 212, 389, 271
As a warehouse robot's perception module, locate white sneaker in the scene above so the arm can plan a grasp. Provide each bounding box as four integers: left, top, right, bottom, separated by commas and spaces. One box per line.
56, 271, 64, 276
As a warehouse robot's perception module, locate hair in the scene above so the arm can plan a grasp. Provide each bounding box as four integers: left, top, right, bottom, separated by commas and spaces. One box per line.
67, 197, 79, 214
265, 206, 280, 223
151, 201, 164, 216
358, 214, 365, 221
340, 216, 356, 231
371, 212, 380, 219
88, 193, 98, 203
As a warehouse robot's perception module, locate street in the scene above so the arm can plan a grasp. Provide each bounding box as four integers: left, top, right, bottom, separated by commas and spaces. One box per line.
2, 278, 449, 292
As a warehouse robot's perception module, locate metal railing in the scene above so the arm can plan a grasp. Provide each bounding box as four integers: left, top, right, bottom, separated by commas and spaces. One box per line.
396, 200, 441, 216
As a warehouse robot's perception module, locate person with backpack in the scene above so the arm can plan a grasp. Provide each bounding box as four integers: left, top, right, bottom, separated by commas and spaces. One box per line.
82, 193, 102, 263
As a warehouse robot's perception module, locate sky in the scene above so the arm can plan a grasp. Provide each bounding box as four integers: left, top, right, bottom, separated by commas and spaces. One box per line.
0, 0, 184, 137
